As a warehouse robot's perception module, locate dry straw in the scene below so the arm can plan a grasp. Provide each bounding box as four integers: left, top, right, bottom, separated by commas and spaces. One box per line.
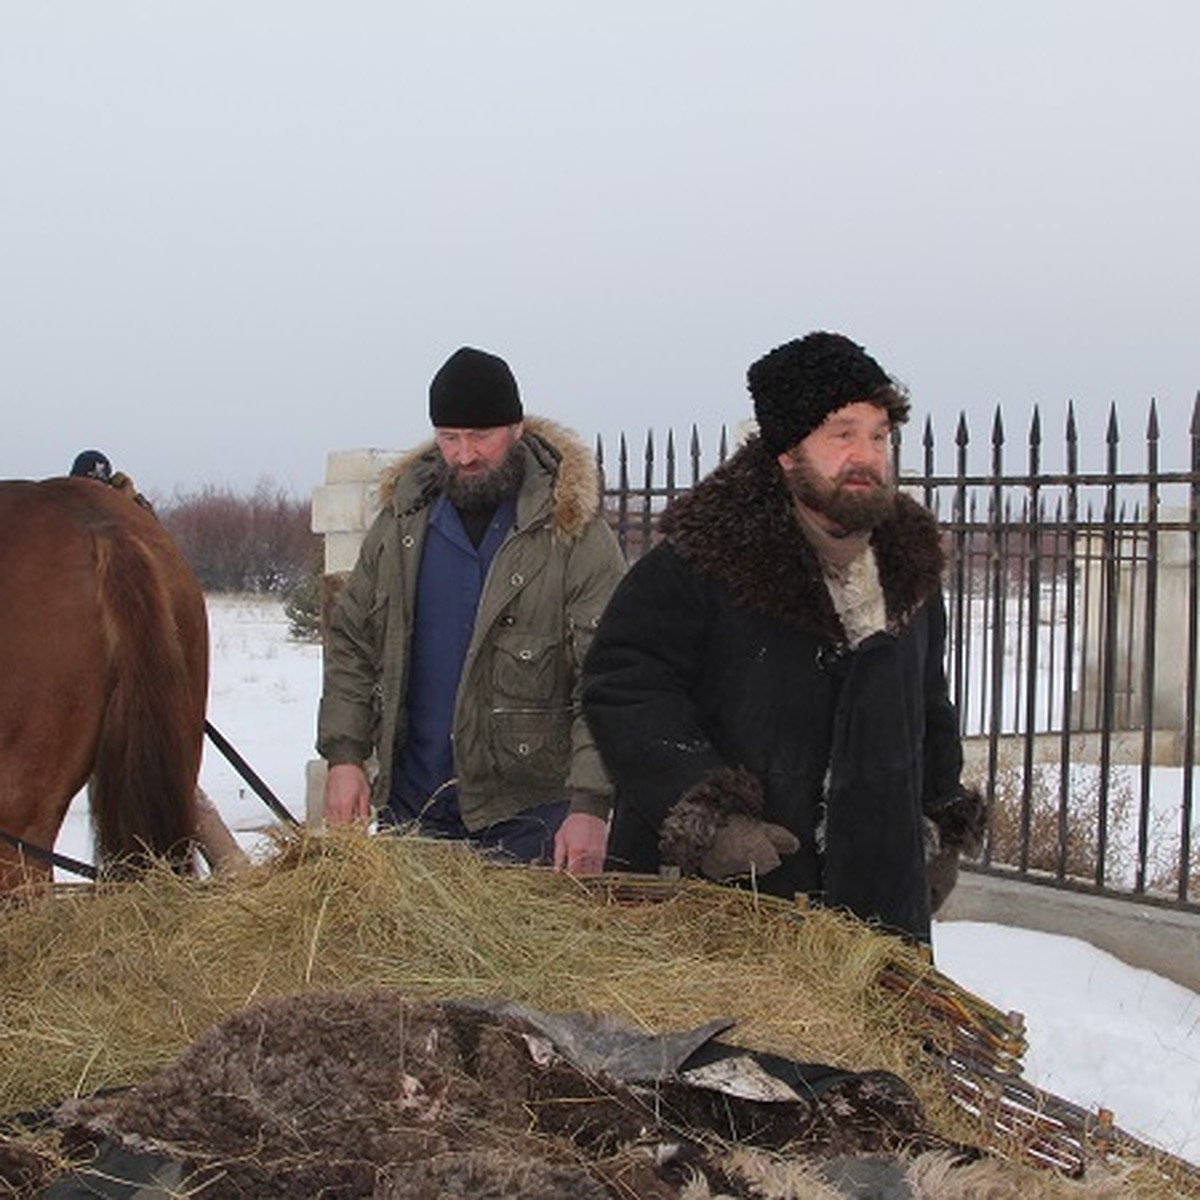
1, 829, 1195, 1197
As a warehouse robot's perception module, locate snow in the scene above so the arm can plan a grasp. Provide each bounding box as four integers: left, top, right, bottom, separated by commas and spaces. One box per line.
933, 921, 1200, 1165
52, 594, 1200, 1167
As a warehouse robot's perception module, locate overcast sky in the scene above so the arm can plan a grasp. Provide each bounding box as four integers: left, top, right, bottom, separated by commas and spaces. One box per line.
3, 1, 1197, 497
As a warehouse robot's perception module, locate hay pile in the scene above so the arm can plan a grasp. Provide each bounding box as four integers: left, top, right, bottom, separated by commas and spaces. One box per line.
0, 830, 1195, 1198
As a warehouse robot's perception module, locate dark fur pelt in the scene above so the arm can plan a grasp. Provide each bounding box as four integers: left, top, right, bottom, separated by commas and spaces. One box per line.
51, 989, 962, 1199
659, 766, 765, 875
0, 1140, 49, 1197
925, 785, 990, 913
658, 436, 945, 641
376, 1149, 610, 1199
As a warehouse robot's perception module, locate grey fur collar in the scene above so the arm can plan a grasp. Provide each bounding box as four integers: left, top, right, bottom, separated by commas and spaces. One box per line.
376, 416, 601, 541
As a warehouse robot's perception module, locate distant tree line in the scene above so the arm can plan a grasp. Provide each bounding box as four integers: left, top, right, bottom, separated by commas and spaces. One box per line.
158, 483, 320, 595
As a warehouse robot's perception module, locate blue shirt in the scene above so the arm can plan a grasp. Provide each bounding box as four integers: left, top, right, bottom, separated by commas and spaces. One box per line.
389, 493, 515, 827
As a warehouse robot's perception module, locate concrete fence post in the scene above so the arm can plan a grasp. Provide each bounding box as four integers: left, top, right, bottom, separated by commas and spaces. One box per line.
306, 449, 400, 822
1076, 506, 1197, 763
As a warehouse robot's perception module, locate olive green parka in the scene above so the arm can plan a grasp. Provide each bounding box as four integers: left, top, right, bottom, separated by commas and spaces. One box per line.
317, 417, 625, 829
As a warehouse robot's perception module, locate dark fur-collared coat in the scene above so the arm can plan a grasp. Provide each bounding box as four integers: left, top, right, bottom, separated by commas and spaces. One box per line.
582, 437, 968, 943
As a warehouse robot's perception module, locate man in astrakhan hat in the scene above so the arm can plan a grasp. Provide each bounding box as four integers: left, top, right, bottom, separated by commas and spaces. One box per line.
583, 331, 985, 944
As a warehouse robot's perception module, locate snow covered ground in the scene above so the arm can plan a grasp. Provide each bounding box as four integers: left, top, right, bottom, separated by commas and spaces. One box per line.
933, 921, 1199, 1165
53, 593, 1200, 1166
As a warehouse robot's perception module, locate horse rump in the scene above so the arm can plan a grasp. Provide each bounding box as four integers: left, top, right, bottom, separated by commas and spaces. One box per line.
88, 520, 204, 877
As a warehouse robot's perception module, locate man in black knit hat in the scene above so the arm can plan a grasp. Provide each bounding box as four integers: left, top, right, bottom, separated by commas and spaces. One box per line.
318, 346, 625, 872
582, 331, 985, 945
69, 449, 114, 482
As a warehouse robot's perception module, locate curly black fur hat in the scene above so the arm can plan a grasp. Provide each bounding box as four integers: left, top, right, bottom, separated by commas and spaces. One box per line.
748, 331, 909, 455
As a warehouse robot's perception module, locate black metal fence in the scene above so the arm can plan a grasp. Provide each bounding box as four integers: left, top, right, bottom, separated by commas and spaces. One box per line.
596, 398, 1200, 912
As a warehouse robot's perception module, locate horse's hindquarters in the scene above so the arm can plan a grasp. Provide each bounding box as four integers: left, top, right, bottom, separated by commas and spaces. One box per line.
0, 479, 210, 888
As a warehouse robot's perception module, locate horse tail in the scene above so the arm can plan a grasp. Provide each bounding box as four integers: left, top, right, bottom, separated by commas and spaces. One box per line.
90, 528, 200, 875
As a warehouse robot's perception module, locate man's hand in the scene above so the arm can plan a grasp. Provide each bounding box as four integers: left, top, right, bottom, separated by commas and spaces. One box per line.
323, 762, 372, 826
553, 812, 608, 876
699, 814, 799, 880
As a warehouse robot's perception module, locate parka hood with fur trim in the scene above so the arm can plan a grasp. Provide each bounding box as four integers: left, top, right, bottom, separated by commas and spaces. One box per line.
657, 436, 945, 644
375, 416, 601, 542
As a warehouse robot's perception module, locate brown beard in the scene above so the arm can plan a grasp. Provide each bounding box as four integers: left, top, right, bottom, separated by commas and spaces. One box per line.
782, 447, 896, 533
437, 444, 525, 512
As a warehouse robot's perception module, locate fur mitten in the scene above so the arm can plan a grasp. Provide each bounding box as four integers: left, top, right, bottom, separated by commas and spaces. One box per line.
923, 785, 989, 912
699, 813, 801, 880
660, 766, 799, 880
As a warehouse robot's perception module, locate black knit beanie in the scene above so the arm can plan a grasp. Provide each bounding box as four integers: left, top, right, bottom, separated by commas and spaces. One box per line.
69, 449, 113, 481
428, 346, 523, 428
747, 331, 908, 455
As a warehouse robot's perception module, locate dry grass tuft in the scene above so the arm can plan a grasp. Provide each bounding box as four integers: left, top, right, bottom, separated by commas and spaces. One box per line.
2, 830, 932, 1111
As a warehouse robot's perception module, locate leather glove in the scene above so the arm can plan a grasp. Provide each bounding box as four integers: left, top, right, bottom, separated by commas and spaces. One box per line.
699, 814, 800, 880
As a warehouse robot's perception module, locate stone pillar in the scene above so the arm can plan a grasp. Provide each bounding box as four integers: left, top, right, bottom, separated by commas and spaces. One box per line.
1076, 506, 1198, 762
1151, 508, 1197, 741
306, 448, 401, 822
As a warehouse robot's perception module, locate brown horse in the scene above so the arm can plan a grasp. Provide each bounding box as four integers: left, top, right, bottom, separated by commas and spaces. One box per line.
0, 476, 244, 891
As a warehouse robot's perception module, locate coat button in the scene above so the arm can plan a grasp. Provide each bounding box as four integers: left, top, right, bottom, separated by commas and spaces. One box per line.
518, 649, 533, 661
401, 535, 415, 548
517, 742, 530, 755
510, 572, 524, 587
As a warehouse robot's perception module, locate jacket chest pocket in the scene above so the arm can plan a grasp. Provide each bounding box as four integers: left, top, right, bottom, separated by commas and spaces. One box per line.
491, 707, 571, 786
493, 632, 560, 703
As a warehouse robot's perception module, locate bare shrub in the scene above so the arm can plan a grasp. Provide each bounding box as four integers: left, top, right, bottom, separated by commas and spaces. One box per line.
987, 761, 1185, 896
159, 481, 319, 594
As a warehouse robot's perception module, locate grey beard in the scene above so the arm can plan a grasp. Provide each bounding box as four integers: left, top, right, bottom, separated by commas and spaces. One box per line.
785, 459, 896, 534
438, 446, 525, 512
